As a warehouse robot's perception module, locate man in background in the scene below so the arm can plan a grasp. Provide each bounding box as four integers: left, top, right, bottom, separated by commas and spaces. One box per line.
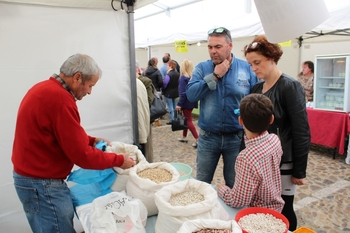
160, 55, 170, 79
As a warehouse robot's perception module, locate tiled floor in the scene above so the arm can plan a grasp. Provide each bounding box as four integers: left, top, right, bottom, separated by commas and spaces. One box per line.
151, 115, 350, 233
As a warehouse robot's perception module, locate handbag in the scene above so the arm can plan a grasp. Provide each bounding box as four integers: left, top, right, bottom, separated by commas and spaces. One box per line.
150, 84, 167, 123
171, 110, 188, 131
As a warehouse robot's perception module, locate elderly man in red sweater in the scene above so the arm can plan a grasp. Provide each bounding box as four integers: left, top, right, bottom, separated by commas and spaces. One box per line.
11, 54, 134, 233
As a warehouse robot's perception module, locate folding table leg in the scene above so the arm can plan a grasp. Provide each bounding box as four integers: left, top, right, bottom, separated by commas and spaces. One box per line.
333, 148, 337, 159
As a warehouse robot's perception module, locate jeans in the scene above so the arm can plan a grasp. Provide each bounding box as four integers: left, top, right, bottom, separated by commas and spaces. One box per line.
13, 171, 76, 233
164, 97, 177, 122
196, 129, 243, 188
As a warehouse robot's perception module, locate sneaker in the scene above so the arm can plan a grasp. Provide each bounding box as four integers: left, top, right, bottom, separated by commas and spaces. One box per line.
177, 138, 188, 143
166, 122, 172, 125
192, 142, 197, 148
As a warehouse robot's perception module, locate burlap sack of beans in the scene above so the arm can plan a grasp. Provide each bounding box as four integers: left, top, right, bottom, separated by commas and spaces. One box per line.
177, 219, 242, 233
126, 162, 180, 216
106, 141, 148, 192
154, 179, 231, 233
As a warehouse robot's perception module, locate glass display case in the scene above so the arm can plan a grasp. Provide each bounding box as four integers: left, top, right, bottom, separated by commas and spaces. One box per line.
314, 54, 350, 112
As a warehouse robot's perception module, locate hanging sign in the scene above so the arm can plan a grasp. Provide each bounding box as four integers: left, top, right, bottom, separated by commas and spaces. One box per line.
175, 40, 188, 53
278, 40, 292, 47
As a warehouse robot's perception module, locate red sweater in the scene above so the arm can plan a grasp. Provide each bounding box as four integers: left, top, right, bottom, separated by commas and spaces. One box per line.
12, 77, 124, 179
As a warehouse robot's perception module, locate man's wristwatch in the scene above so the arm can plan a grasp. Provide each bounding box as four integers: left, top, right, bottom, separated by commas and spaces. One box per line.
213, 72, 221, 79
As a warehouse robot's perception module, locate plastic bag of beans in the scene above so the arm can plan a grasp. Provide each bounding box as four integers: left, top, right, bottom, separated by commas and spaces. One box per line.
89, 191, 147, 233
154, 179, 230, 233
126, 162, 180, 216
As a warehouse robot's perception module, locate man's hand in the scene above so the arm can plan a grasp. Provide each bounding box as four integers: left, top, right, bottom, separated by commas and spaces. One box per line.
120, 153, 135, 169
94, 138, 111, 146
214, 59, 230, 79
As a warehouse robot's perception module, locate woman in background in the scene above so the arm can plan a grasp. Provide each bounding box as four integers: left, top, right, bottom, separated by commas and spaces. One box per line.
162, 60, 180, 124
244, 35, 310, 231
176, 59, 199, 148
144, 58, 163, 92
297, 61, 314, 102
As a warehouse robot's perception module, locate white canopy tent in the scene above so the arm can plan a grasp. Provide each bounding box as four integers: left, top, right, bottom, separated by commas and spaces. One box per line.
133, 0, 350, 48
1, 0, 350, 232
0, 0, 156, 232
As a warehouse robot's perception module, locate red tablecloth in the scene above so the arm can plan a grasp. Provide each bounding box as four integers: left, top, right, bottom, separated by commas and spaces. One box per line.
307, 108, 350, 155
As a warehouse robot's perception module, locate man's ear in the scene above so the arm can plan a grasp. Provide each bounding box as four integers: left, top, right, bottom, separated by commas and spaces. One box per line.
238, 116, 244, 126
73, 72, 81, 82
270, 115, 275, 125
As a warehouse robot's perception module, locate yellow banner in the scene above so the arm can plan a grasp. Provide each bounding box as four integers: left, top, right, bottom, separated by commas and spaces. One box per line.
175, 40, 188, 53
278, 40, 292, 47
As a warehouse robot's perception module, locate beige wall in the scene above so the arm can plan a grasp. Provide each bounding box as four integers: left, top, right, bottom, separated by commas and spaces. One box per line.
136, 36, 350, 79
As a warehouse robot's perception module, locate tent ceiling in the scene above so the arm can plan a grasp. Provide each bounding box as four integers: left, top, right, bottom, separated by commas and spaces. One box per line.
133, 0, 350, 48
0, 0, 156, 10
134, 0, 205, 21
1, 0, 349, 47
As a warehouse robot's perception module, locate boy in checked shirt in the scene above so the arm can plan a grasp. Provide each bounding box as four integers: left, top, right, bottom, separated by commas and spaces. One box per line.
217, 93, 284, 212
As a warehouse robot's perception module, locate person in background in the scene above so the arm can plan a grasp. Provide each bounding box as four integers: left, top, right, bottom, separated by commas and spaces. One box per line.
186, 27, 258, 189
160, 55, 170, 79
218, 93, 284, 213
165, 52, 180, 72
135, 61, 153, 161
151, 56, 159, 67
297, 61, 314, 102
176, 59, 199, 148
12, 54, 135, 233
244, 35, 310, 231
163, 60, 180, 125
144, 58, 163, 92
136, 60, 154, 106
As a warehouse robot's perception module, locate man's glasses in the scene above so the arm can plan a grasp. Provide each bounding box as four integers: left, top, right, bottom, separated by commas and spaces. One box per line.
244, 42, 261, 51
208, 27, 230, 36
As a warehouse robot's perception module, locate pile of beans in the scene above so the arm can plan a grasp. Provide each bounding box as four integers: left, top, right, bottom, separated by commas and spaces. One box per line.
238, 213, 286, 233
193, 229, 232, 233
169, 191, 204, 206
137, 168, 172, 183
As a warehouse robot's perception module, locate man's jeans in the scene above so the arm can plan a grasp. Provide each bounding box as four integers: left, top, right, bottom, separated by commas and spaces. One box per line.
13, 171, 76, 233
196, 129, 243, 188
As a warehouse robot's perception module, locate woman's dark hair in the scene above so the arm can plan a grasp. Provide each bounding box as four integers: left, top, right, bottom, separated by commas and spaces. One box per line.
147, 58, 157, 68
168, 60, 177, 69
240, 93, 274, 134
303, 61, 314, 73
244, 35, 283, 64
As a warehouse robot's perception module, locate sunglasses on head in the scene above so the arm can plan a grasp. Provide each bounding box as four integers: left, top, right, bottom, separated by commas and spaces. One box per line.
208, 27, 229, 36
245, 42, 261, 51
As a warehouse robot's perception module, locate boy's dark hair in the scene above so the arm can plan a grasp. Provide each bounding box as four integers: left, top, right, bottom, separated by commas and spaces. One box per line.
239, 93, 274, 134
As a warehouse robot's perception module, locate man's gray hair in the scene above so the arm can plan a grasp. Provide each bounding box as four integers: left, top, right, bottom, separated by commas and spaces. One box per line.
60, 54, 102, 83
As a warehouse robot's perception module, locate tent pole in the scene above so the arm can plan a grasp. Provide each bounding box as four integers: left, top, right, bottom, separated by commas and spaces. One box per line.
126, 1, 139, 147
297, 36, 303, 77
